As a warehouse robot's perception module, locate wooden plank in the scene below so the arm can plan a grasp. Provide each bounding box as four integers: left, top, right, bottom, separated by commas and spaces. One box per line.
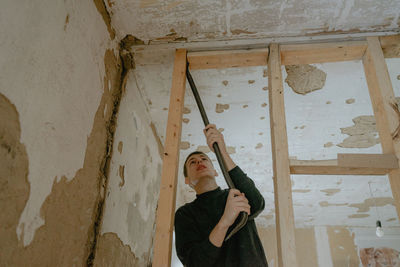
268, 43, 298, 267
187, 48, 268, 70
363, 36, 400, 222
280, 41, 367, 65
379, 35, 400, 58
153, 49, 187, 267
338, 153, 399, 169
290, 159, 391, 175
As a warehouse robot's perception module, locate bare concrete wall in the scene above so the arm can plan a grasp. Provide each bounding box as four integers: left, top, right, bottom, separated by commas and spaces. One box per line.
94, 70, 163, 266
0, 0, 123, 265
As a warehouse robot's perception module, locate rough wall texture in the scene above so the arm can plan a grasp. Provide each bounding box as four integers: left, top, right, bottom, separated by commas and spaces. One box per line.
0, 93, 30, 266
94, 232, 139, 266
0, 0, 124, 265
0, 49, 122, 266
285, 64, 327, 95
95, 68, 163, 266
106, 0, 400, 42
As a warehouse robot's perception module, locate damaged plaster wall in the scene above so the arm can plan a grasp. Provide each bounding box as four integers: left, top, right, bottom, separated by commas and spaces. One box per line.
94, 69, 163, 266
0, 0, 122, 265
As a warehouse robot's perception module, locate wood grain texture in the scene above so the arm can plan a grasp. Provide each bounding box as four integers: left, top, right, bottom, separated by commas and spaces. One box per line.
281, 41, 367, 65
268, 43, 298, 267
187, 48, 268, 69
363, 36, 400, 222
153, 49, 187, 267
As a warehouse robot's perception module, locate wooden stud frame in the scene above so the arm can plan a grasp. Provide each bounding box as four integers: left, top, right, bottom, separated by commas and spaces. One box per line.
153, 49, 187, 267
152, 35, 400, 267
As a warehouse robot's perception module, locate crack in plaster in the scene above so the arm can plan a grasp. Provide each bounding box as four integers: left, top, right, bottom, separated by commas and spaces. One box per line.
86, 44, 133, 266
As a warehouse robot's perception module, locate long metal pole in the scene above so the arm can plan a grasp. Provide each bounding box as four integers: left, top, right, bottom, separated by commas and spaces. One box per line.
186, 63, 248, 240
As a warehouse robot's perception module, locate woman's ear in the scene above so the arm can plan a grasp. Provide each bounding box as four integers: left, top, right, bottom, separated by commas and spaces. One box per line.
185, 177, 189, 185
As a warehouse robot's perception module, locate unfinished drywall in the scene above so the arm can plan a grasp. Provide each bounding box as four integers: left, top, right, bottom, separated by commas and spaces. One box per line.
0, 0, 121, 265
96, 69, 162, 266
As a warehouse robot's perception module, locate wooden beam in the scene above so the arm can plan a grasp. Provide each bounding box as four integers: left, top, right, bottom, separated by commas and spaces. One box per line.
379, 35, 400, 58
280, 41, 367, 65
338, 153, 399, 169
153, 49, 187, 267
187, 48, 268, 70
268, 43, 298, 267
363, 36, 400, 222
290, 159, 394, 175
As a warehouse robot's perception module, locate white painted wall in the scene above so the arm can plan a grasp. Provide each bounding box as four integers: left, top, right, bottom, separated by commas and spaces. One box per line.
100, 70, 162, 264
0, 0, 115, 245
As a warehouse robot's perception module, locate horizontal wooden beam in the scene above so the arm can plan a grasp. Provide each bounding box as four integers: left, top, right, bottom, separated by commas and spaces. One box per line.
289, 157, 397, 175
379, 35, 400, 58
186, 35, 399, 70
280, 41, 367, 65
338, 153, 399, 169
187, 48, 268, 70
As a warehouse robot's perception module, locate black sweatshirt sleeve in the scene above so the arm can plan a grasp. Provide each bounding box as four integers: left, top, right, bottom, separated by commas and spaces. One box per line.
228, 166, 265, 220
174, 207, 221, 267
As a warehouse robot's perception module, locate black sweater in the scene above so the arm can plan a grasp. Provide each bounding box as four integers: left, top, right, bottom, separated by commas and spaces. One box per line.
174, 166, 268, 267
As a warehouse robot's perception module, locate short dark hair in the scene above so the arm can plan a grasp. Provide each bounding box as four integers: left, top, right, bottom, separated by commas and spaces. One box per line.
183, 151, 210, 177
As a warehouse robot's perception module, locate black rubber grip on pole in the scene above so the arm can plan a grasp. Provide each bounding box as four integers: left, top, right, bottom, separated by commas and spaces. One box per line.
186, 63, 248, 240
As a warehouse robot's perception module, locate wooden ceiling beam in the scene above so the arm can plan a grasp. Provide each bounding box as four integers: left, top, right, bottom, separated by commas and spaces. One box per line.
290, 153, 399, 175
280, 41, 367, 65
187, 48, 268, 70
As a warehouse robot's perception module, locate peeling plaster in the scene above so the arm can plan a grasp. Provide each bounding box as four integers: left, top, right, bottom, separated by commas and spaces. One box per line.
324, 142, 333, 148
349, 197, 394, 213
338, 115, 379, 148
180, 141, 190, 150
285, 64, 327, 95
118, 141, 123, 154
215, 103, 230, 113
0, 0, 116, 247
348, 214, 369, 219
99, 69, 162, 264
321, 188, 341, 196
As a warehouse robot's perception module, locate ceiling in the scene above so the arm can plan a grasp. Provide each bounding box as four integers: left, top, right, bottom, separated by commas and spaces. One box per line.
107, 0, 400, 227
107, 0, 400, 43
